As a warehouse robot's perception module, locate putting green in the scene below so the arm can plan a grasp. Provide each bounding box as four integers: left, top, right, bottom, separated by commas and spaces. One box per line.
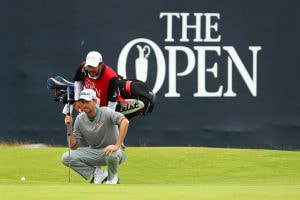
0, 146, 300, 199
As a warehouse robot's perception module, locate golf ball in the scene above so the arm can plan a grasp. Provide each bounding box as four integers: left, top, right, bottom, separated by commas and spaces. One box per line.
21, 177, 26, 181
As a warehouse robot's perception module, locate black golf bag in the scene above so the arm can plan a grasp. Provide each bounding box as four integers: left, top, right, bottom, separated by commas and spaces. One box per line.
117, 76, 155, 119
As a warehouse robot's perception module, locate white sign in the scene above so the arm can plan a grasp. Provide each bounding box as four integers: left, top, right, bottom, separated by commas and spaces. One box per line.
118, 12, 262, 97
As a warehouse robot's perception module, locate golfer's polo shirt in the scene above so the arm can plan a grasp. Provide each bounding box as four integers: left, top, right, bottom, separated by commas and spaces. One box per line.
73, 107, 125, 148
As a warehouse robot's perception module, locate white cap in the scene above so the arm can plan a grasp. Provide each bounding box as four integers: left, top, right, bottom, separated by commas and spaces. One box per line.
84, 51, 103, 68
79, 89, 97, 101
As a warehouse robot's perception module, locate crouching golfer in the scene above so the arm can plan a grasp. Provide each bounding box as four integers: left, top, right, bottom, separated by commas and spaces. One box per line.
61, 89, 129, 184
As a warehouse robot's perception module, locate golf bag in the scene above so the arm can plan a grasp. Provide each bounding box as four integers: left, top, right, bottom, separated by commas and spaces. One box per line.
117, 76, 155, 119
46, 76, 155, 119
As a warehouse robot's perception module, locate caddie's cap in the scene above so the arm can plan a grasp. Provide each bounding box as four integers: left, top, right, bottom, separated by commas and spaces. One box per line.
84, 51, 103, 68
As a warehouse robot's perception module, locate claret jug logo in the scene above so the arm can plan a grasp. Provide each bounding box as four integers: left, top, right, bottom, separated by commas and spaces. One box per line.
135, 45, 151, 82
118, 12, 262, 97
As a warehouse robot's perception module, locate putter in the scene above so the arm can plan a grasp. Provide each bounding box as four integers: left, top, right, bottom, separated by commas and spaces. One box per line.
67, 86, 71, 183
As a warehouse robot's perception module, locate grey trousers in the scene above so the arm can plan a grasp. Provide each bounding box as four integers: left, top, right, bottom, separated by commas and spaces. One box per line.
61, 147, 126, 180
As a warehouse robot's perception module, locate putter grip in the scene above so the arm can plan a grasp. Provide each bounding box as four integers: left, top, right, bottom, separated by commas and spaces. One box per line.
67, 123, 71, 136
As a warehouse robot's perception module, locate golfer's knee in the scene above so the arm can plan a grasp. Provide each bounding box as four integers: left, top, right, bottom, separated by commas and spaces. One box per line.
107, 152, 120, 164
61, 152, 73, 166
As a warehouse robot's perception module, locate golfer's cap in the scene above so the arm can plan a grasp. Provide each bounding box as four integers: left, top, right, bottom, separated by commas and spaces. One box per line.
79, 89, 97, 101
84, 51, 103, 68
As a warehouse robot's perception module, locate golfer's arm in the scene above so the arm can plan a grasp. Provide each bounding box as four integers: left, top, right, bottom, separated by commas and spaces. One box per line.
115, 118, 129, 148
68, 126, 77, 150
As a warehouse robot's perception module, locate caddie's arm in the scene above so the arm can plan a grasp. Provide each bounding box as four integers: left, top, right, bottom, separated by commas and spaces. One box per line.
73, 64, 85, 112
107, 77, 119, 110
64, 115, 77, 149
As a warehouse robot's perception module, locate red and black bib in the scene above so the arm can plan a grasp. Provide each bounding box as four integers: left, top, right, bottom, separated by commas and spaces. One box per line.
84, 65, 118, 107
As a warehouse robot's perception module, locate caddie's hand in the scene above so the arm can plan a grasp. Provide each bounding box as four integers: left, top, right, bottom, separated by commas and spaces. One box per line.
104, 145, 119, 155
74, 101, 83, 112
64, 115, 73, 126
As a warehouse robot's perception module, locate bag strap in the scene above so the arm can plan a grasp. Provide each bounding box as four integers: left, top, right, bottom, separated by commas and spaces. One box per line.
125, 80, 132, 95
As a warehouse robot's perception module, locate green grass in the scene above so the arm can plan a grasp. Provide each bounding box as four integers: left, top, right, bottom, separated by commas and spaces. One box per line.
0, 146, 300, 199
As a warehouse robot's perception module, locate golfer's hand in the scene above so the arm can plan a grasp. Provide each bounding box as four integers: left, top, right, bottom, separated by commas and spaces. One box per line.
104, 145, 119, 155
65, 115, 73, 126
